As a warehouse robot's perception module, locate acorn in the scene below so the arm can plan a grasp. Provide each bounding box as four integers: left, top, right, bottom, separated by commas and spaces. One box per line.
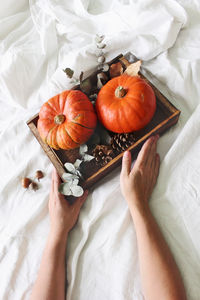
35, 170, 44, 181
21, 177, 31, 189
29, 181, 38, 191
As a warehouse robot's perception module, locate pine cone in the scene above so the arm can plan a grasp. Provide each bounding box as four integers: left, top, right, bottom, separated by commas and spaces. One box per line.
92, 145, 115, 166
111, 133, 136, 153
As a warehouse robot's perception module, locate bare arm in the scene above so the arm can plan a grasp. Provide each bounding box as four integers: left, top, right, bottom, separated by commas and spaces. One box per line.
30, 169, 88, 300
120, 136, 187, 300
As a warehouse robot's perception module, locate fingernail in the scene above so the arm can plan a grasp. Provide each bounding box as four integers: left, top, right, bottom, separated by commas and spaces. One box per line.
124, 151, 129, 157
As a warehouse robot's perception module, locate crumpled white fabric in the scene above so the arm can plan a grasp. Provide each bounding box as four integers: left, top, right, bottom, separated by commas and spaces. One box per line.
0, 0, 200, 299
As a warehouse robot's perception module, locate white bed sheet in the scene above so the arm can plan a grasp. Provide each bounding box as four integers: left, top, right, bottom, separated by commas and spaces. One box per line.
0, 0, 200, 299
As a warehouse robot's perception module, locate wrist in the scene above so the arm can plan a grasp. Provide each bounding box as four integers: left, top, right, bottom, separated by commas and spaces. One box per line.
127, 199, 152, 222
48, 228, 69, 245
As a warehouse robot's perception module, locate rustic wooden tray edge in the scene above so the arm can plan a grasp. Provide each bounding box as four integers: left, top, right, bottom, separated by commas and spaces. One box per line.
27, 54, 181, 189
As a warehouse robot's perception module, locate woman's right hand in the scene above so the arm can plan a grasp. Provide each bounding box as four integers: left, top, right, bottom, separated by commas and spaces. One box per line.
120, 135, 160, 214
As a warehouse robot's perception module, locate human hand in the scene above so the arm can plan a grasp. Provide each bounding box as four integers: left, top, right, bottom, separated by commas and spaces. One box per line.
49, 168, 88, 239
120, 135, 160, 214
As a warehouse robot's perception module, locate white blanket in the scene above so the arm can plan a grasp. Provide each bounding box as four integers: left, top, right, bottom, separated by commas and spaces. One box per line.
0, 0, 200, 299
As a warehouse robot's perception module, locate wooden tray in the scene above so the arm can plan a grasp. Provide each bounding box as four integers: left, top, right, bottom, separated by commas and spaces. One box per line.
27, 54, 180, 189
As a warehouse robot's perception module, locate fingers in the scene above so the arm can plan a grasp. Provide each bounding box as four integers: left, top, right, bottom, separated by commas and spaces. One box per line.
51, 169, 55, 195
121, 151, 132, 176
148, 135, 159, 169
53, 168, 61, 191
135, 135, 159, 169
153, 153, 160, 186
73, 190, 89, 211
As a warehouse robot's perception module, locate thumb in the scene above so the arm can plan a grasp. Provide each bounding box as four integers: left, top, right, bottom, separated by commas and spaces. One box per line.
121, 151, 131, 176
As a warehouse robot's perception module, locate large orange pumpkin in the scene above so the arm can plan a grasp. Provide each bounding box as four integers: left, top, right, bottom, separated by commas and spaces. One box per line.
37, 90, 97, 150
96, 75, 156, 133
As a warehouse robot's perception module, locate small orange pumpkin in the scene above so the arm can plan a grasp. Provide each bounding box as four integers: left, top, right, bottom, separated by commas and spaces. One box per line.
37, 90, 97, 150
96, 75, 156, 133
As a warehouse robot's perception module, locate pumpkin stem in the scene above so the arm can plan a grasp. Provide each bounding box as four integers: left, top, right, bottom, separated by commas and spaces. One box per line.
54, 114, 66, 125
115, 86, 127, 98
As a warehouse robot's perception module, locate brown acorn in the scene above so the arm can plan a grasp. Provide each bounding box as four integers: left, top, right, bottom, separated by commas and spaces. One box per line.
29, 182, 38, 191
21, 177, 31, 189
35, 170, 44, 181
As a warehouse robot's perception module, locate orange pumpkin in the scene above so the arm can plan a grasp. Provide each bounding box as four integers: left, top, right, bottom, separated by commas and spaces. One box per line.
96, 75, 156, 133
37, 90, 97, 150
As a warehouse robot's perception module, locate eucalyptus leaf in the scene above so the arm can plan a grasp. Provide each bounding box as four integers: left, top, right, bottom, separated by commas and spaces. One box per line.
62, 173, 78, 181
58, 183, 72, 196
64, 162, 76, 174
79, 144, 88, 156
72, 178, 79, 186
74, 159, 83, 169
83, 154, 94, 162
71, 185, 84, 197
76, 170, 83, 179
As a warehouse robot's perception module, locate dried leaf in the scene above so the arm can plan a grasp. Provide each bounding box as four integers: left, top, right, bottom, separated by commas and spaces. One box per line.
87, 132, 101, 145
74, 159, 82, 169
79, 71, 84, 83
80, 78, 92, 94
64, 162, 76, 174
97, 124, 112, 145
58, 183, 72, 196
71, 185, 84, 197
124, 52, 138, 63
124, 60, 142, 77
98, 56, 105, 63
97, 72, 108, 89
63, 68, 74, 78
79, 144, 88, 156
109, 62, 123, 78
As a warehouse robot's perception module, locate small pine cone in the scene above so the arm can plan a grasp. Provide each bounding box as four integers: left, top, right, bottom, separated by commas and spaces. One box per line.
111, 133, 136, 153
92, 145, 115, 166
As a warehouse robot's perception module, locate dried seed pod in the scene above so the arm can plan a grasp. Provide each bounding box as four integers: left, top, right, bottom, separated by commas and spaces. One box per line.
101, 64, 109, 72
29, 182, 38, 191
97, 43, 106, 49
97, 56, 105, 63
95, 34, 105, 43
35, 170, 44, 181
21, 177, 31, 189
95, 49, 104, 57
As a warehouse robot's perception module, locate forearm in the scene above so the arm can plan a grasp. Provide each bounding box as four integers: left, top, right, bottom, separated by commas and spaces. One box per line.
130, 204, 187, 300
30, 231, 68, 300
